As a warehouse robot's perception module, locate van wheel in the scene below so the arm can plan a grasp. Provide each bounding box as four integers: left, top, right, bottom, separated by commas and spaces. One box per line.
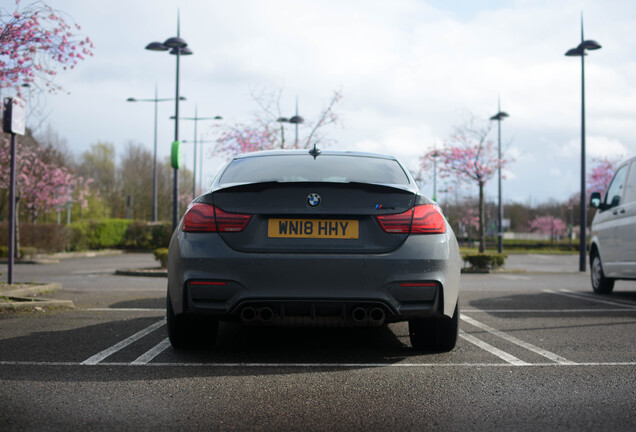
409, 302, 459, 352
591, 251, 614, 294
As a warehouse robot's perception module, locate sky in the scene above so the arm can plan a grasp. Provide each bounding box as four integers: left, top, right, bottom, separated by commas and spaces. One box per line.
8, 0, 636, 206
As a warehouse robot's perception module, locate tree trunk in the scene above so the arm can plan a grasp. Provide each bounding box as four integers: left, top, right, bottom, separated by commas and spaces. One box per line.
478, 181, 485, 253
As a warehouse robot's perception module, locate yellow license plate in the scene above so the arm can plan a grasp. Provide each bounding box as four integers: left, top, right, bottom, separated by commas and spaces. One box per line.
268, 219, 359, 239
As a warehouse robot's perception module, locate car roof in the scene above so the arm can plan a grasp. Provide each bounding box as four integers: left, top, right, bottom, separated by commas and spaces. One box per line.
232, 149, 398, 161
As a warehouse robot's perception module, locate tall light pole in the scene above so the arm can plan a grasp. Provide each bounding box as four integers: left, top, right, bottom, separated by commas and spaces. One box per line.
146, 13, 193, 231
565, 14, 602, 272
174, 107, 222, 199
127, 86, 185, 222
183, 139, 217, 193
430, 149, 440, 202
276, 97, 304, 148
490, 99, 509, 254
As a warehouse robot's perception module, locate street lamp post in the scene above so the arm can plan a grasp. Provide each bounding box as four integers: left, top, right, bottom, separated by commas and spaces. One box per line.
565, 14, 602, 272
127, 86, 185, 222
146, 17, 193, 231
276, 98, 304, 148
490, 100, 509, 254
182, 139, 216, 193
173, 107, 222, 199
430, 149, 440, 202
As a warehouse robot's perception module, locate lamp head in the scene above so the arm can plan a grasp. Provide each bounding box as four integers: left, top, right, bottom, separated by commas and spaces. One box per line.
490, 111, 509, 121
163, 37, 187, 49
579, 39, 602, 50
170, 46, 193, 55
145, 42, 168, 51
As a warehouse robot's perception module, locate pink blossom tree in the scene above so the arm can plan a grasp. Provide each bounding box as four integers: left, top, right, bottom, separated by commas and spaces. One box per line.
1, 135, 91, 254
587, 156, 621, 199
0, 0, 94, 97
528, 215, 568, 244
213, 123, 279, 160
420, 115, 510, 252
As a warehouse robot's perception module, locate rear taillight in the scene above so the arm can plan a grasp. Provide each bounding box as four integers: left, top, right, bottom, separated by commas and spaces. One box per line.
182, 203, 252, 232
375, 204, 446, 234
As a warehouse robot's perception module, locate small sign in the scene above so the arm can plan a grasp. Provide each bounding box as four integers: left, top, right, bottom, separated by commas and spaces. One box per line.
171, 141, 182, 169
2, 98, 26, 135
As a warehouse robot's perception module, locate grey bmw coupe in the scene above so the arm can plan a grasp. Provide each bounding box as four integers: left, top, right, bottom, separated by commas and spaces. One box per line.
167, 149, 461, 351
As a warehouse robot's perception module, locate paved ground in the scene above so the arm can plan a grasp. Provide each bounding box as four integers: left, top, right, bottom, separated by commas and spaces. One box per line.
0, 253, 635, 431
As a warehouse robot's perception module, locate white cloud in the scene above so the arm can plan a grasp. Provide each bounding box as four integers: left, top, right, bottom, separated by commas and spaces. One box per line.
26, 0, 636, 205
587, 136, 629, 159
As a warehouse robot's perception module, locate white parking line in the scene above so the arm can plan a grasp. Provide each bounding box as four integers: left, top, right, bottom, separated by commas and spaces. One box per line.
462, 309, 634, 313
2, 360, 636, 368
131, 338, 171, 365
459, 330, 530, 365
556, 289, 636, 309
81, 319, 166, 365
461, 314, 577, 365
544, 289, 636, 309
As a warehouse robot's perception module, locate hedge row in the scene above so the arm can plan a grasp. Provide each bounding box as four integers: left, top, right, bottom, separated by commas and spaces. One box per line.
462, 253, 508, 270
0, 220, 173, 254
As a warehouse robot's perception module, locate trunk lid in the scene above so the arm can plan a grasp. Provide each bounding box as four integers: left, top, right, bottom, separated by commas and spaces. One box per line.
210, 182, 415, 254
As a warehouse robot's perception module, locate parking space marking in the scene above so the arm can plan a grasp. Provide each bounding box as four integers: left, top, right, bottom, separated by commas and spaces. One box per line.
461, 314, 577, 365
544, 289, 636, 309
459, 330, 530, 365
2, 360, 636, 368
81, 319, 166, 365
463, 308, 634, 313
131, 338, 171, 365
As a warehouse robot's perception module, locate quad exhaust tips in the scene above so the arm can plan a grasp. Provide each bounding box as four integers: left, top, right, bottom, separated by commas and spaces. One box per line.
240, 305, 387, 326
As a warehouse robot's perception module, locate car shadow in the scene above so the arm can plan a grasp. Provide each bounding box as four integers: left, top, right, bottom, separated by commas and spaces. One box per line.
0, 311, 453, 383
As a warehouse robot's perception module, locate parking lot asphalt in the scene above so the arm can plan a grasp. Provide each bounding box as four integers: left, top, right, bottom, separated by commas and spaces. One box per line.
1, 253, 635, 431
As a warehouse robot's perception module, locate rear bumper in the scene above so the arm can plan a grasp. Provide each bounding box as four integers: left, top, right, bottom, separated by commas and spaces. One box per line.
168, 231, 461, 322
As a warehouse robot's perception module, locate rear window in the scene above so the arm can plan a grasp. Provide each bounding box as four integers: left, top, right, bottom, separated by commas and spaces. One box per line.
218, 154, 411, 185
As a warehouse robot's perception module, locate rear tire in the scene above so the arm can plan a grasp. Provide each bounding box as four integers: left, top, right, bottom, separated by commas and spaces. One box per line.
166, 295, 219, 349
591, 251, 614, 294
409, 302, 459, 352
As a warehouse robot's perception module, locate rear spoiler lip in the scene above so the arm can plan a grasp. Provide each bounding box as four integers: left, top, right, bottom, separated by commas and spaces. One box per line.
209, 180, 419, 194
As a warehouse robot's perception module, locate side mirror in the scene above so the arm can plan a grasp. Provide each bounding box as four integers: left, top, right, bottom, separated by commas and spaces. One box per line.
590, 192, 602, 209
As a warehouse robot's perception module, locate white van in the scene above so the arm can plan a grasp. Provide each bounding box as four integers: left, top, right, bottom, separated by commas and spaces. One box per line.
589, 156, 636, 293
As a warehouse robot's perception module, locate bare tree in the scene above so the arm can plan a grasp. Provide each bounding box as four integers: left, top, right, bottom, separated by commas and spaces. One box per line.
213, 87, 342, 158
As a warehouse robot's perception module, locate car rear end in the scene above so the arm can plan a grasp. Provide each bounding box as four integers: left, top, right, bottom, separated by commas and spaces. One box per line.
167, 151, 460, 347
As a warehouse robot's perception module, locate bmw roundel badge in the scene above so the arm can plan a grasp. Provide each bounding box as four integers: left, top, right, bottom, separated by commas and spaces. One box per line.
307, 193, 321, 207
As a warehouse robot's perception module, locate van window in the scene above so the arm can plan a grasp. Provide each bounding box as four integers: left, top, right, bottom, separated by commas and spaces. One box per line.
623, 162, 636, 204
605, 164, 629, 208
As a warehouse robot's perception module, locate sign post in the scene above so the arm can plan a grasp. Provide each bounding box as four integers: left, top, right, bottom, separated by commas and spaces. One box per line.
3, 97, 26, 285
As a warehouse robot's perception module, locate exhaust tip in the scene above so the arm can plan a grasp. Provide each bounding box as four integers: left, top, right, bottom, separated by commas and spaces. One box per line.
258, 307, 274, 322
240, 307, 257, 322
352, 307, 367, 322
369, 308, 386, 325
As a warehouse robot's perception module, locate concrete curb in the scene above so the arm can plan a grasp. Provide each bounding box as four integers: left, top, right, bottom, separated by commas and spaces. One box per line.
0, 298, 75, 311
1, 249, 124, 265
115, 268, 167, 278
0, 282, 75, 311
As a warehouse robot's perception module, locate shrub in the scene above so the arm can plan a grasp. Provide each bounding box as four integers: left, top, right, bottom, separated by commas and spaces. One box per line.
0, 222, 72, 253
462, 253, 507, 271
0, 246, 34, 259
123, 222, 172, 250
70, 219, 133, 250
154, 248, 169, 268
